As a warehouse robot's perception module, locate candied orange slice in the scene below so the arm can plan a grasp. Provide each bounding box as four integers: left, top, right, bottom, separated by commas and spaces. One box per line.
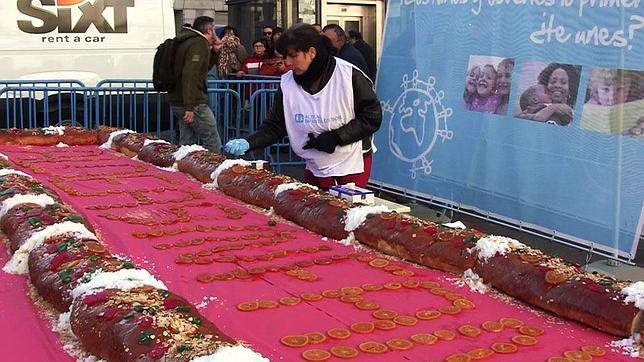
373, 319, 397, 330
341, 287, 364, 296
512, 335, 538, 346
328, 199, 345, 208
547, 358, 572, 362
433, 329, 456, 341
330, 345, 358, 359
361, 283, 383, 291
453, 299, 475, 309
231, 165, 248, 174
359, 341, 388, 354
439, 305, 462, 315
581, 346, 606, 357
386, 338, 413, 351
491, 343, 518, 354
420, 280, 441, 289
379, 211, 398, 220
302, 349, 331, 361
410, 333, 438, 345
196, 273, 214, 283
236, 301, 259, 312
499, 317, 524, 328
368, 258, 389, 268
429, 287, 450, 295
340, 295, 363, 303
300, 292, 323, 301
212, 272, 235, 281
350, 321, 375, 334
258, 300, 278, 309
519, 325, 544, 336
356, 255, 374, 263
84, 241, 106, 254
383, 282, 402, 290
415, 310, 441, 320
393, 315, 418, 326
327, 328, 351, 339
481, 321, 504, 332
355, 300, 380, 310
458, 324, 481, 337
305, 332, 326, 345
383, 265, 403, 272
467, 348, 494, 360
393, 269, 415, 277
320, 289, 341, 298
563, 350, 592, 362
444, 292, 466, 301
520, 253, 542, 263
280, 334, 309, 347
402, 279, 421, 288
373, 309, 398, 320
445, 353, 472, 362
436, 229, 456, 242
545, 269, 572, 285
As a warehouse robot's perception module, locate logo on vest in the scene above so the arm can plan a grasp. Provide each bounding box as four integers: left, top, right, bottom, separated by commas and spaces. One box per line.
294, 113, 343, 124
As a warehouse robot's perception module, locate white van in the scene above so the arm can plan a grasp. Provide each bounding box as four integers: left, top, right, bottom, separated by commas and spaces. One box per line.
0, 0, 176, 86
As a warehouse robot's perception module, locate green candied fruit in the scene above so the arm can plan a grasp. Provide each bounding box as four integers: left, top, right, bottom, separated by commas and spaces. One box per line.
27, 217, 42, 226
189, 316, 202, 326
175, 306, 191, 312
464, 236, 479, 244
121, 261, 135, 269
137, 331, 154, 345
175, 344, 193, 353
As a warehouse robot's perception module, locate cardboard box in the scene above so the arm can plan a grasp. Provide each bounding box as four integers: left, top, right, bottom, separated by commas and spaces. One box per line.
329, 183, 375, 205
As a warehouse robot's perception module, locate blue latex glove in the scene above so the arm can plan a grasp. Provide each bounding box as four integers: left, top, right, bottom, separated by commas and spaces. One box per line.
224, 138, 250, 156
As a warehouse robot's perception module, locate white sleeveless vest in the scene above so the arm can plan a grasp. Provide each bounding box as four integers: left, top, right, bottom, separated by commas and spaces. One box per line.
281, 57, 363, 177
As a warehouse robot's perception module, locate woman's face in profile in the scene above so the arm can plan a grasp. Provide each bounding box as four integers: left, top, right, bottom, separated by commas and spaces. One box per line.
547, 68, 570, 104
284, 47, 316, 75
466, 67, 480, 93
496, 63, 513, 96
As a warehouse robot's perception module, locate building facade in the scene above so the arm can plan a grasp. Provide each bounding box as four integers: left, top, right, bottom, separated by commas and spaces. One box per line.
173, 0, 384, 59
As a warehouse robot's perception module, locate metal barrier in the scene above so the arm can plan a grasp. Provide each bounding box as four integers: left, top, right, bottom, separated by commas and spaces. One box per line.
0, 86, 95, 129
0, 78, 304, 170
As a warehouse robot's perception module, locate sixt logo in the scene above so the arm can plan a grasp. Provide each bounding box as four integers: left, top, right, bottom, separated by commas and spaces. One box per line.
17, 0, 134, 34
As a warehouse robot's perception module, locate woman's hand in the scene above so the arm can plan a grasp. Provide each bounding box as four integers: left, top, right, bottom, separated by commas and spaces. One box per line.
236, 71, 245, 78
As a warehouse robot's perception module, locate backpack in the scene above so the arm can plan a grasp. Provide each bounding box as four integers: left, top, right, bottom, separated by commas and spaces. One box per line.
152, 38, 180, 92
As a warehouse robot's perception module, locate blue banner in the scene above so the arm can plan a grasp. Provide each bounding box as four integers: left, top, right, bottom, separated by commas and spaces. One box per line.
374, 0, 644, 258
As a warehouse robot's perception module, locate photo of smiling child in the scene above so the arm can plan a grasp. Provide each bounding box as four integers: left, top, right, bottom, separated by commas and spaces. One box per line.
463, 55, 515, 115
580, 67, 644, 136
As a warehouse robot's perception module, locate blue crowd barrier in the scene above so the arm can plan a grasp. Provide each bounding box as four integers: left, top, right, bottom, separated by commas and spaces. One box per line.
0, 78, 304, 170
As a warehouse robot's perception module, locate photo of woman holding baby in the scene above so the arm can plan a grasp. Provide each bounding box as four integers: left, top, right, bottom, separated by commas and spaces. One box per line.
463, 55, 515, 115
514, 62, 582, 126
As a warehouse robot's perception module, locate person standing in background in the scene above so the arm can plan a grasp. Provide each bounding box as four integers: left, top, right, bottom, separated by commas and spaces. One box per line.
348, 30, 377, 81
213, 25, 247, 79
322, 24, 369, 77
168, 16, 222, 152
312, 23, 323, 34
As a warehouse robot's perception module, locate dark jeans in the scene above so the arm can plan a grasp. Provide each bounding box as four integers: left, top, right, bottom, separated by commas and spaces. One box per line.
171, 104, 222, 153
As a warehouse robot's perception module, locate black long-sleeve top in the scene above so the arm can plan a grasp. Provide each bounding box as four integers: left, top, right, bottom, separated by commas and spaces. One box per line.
245, 57, 382, 153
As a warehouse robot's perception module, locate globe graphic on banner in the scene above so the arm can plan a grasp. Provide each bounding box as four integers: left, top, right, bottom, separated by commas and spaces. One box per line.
383, 70, 453, 178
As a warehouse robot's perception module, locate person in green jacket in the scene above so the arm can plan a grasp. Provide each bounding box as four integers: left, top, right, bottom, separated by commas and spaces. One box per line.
168, 16, 222, 152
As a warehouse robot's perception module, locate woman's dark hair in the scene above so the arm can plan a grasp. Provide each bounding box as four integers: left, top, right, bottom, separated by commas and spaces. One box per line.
223, 25, 238, 36
537, 63, 581, 106
275, 23, 332, 56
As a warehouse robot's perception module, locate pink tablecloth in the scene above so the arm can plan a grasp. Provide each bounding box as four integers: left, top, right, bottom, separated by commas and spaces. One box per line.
0, 145, 633, 361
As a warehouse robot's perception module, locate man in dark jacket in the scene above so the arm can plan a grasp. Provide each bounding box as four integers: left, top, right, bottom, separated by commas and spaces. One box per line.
168, 16, 222, 152
348, 30, 377, 81
321, 24, 370, 78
